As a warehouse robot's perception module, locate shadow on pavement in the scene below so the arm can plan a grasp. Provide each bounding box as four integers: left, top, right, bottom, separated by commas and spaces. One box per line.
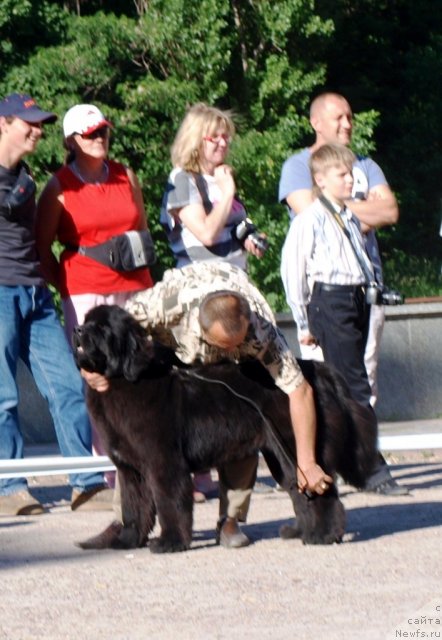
346, 501, 442, 542
1, 500, 441, 570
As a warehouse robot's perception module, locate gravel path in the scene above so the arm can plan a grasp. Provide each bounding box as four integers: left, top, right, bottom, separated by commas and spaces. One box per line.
1, 449, 441, 640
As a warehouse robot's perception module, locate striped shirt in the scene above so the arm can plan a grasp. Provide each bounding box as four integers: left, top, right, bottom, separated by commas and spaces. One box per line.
281, 197, 374, 334
279, 147, 385, 284
160, 168, 247, 269
125, 261, 304, 394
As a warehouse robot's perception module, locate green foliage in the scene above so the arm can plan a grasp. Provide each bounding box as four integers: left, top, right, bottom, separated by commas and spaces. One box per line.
382, 250, 442, 299
0, 0, 440, 311
231, 129, 295, 310
0, 1, 68, 66
350, 111, 379, 157
315, 0, 442, 262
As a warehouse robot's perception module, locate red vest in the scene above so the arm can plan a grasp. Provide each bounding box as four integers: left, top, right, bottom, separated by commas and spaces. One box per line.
55, 160, 153, 297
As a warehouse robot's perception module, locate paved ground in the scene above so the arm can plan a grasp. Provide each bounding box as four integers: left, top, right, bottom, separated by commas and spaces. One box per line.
1, 421, 441, 640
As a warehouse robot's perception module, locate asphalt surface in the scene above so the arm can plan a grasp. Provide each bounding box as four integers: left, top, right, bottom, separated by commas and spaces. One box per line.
1, 420, 442, 640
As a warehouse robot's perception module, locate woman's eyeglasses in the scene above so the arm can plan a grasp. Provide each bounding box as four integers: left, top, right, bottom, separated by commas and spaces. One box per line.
80, 126, 109, 140
203, 133, 231, 145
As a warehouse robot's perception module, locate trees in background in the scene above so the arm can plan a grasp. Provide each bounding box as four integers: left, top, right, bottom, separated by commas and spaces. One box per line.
0, 0, 440, 307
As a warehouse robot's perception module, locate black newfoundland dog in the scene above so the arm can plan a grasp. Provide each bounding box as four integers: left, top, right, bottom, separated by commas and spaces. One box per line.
73, 304, 378, 552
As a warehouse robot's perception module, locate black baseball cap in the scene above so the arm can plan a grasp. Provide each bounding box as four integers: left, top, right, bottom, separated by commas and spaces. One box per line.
0, 93, 57, 123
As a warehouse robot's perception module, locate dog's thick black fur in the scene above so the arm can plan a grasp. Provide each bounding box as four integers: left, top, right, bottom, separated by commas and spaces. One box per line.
73, 304, 378, 552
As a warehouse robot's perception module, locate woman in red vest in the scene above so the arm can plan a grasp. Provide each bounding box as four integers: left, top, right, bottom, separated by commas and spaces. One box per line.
36, 104, 154, 486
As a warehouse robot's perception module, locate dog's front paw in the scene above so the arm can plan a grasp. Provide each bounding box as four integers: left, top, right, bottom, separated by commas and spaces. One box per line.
149, 536, 190, 554
279, 520, 302, 539
76, 520, 125, 549
301, 527, 344, 545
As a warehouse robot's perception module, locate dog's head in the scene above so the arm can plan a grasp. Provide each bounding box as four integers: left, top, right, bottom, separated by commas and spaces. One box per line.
72, 304, 154, 381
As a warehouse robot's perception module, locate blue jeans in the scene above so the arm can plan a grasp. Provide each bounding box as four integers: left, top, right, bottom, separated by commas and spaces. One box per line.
0, 285, 106, 495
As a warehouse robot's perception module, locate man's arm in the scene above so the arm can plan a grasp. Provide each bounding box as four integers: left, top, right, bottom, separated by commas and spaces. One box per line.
346, 183, 399, 229
348, 158, 399, 229
278, 150, 313, 217
250, 320, 331, 494
288, 381, 332, 493
35, 176, 63, 289
285, 189, 314, 216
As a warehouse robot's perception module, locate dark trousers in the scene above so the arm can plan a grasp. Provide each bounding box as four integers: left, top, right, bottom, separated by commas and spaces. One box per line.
308, 283, 392, 486
307, 283, 372, 408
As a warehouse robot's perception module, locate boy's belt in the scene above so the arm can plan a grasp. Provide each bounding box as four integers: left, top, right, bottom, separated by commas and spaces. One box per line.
313, 282, 366, 294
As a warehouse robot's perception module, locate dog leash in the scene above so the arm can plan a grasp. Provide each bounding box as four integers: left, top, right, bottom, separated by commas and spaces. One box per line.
179, 369, 316, 499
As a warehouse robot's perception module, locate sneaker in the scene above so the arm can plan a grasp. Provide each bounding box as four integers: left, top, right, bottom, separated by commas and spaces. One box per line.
71, 485, 115, 511
365, 477, 409, 496
0, 490, 45, 516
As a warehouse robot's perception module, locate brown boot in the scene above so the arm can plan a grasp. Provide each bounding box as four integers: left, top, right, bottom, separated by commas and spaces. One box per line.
216, 516, 250, 549
71, 485, 114, 511
0, 490, 45, 516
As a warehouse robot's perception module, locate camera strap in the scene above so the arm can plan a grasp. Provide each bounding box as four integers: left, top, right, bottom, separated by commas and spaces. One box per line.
319, 195, 375, 284
192, 173, 213, 214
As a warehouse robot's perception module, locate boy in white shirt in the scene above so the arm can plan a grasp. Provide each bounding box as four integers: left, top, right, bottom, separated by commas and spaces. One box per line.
281, 143, 407, 495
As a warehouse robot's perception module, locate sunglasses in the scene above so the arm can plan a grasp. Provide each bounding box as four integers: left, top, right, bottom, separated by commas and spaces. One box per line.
203, 133, 231, 145
80, 126, 109, 140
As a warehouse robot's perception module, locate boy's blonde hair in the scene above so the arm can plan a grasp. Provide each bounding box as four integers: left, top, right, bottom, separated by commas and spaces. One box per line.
309, 143, 355, 196
170, 102, 235, 173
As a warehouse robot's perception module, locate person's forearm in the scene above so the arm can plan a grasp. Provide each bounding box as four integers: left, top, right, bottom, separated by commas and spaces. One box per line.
195, 193, 235, 245
39, 253, 61, 289
288, 381, 333, 494
289, 381, 317, 471
346, 195, 399, 228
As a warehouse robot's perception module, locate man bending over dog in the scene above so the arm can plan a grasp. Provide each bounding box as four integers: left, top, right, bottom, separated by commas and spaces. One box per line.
82, 261, 332, 548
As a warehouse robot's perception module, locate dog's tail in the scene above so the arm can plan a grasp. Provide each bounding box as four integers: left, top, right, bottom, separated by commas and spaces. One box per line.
302, 360, 379, 488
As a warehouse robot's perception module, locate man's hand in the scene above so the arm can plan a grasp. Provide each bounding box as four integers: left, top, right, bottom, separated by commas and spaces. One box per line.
299, 331, 317, 346
297, 462, 333, 496
80, 369, 109, 393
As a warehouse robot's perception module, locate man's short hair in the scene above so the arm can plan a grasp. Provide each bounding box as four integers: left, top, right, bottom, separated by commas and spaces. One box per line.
309, 92, 350, 120
199, 291, 251, 335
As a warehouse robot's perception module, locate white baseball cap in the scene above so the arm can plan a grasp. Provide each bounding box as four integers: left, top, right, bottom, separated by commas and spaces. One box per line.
63, 104, 112, 137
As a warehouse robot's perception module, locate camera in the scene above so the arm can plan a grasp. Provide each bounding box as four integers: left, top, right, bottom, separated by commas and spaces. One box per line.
233, 218, 269, 253
365, 283, 404, 306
